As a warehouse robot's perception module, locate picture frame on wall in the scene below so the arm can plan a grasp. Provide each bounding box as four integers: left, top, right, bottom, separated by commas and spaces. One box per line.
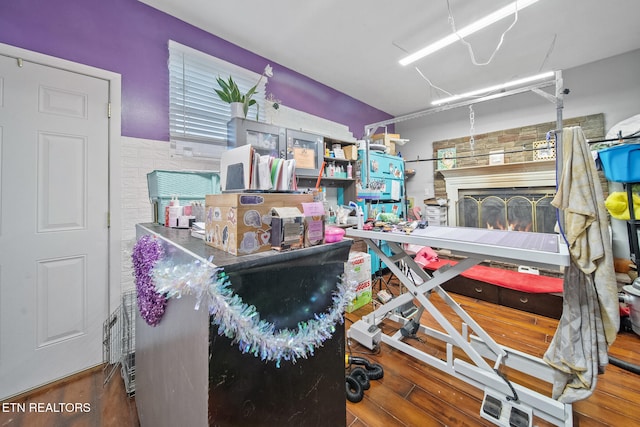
437, 148, 456, 170
489, 149, 505, 165
533, 140, 556, 161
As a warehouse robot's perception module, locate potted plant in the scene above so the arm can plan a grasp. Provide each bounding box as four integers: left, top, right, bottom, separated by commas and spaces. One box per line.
215, 64, 273, 119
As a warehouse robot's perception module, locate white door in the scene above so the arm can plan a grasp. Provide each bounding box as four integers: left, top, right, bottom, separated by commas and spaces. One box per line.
0, 55, 109, 399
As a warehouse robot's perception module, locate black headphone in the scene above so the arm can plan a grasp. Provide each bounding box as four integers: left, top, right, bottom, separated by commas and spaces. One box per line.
345, 355, 384, 403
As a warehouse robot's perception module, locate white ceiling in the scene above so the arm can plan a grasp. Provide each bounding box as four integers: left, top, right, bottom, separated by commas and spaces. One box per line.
141, 0, 640, 117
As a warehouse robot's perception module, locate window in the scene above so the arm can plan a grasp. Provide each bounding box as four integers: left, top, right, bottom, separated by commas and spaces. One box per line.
168, 40, 267, 158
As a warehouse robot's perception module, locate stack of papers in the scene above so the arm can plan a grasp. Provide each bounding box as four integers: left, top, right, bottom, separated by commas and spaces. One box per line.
253, 153, 296, 191
191, 222, 205, 240
221, 145, 297, 192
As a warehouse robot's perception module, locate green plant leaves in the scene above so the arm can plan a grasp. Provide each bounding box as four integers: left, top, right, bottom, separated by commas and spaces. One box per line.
215, 75, 263, 119
215, 76, 245, 103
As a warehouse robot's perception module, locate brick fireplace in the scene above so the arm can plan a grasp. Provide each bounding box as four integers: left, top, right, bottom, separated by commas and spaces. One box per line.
432, 113, 605, 230
439, 160, 557, 229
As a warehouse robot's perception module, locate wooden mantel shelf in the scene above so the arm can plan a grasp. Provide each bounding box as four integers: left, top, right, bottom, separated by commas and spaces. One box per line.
437, 159, 556, 178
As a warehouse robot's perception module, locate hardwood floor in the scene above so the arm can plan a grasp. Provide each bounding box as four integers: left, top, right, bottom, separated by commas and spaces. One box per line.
1, 276, 638, 427
0, 366, 139, 427
345, 277, 640, 427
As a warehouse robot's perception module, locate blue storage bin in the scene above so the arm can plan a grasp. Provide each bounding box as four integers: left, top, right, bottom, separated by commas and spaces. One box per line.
599, 143, 640, 183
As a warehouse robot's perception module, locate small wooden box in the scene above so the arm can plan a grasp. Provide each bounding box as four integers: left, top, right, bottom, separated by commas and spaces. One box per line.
343, 145, 359, 161
204, 193, 313, 255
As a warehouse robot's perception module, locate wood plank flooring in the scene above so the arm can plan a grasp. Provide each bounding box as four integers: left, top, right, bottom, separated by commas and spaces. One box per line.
0, 366, 139, 427
1, 276, 638, 426
345, 278, 640, 427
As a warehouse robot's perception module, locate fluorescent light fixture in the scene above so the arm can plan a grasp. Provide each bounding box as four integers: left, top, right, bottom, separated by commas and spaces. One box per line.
431, 71, 554, 105
399, 0, 541, 66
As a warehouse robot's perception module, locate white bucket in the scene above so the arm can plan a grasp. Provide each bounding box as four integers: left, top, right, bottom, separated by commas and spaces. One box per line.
623, 278, 640, 336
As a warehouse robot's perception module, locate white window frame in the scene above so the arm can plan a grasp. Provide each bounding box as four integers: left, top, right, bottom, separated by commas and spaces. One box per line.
168, 40, 267, 158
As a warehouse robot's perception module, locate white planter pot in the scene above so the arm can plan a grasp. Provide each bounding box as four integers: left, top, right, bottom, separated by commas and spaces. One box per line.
230, 102, 245, 118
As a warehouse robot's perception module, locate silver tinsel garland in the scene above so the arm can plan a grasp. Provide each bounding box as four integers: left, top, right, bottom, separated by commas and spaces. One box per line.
152, 258, 356, 367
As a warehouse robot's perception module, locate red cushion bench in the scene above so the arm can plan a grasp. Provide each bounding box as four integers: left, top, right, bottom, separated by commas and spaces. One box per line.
421, 258, 563, 294
419, 258, 564, 318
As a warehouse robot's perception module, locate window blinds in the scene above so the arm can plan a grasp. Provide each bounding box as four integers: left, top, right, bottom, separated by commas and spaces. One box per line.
168, 40, 267, 157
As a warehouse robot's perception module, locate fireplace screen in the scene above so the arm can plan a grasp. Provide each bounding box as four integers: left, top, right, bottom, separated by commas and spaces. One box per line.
458, 188, 556, 233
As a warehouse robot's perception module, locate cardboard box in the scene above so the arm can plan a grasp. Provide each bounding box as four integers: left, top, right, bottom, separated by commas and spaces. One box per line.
372, 133, 399, 155
344, 251, 371, 284
271, 207, 305, 251
302, 202, 325, 247
344, 251, 372, 313
204, 193, 313, 255
346, 279, 372, 313
343, 145, 359, 161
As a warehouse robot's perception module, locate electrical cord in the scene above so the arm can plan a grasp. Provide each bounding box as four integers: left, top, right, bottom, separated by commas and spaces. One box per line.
493, 368, 520, 402
394, 1, 554, 107
414, 66, 454, 98
345, 337, 382, 358
446, 0, 521, 67
608, 354, 640, 375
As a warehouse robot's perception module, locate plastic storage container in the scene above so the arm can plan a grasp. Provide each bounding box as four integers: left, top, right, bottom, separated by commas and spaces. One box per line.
325, 226, 346, 243
147, 170, 220, 224
599, 143, 640, 183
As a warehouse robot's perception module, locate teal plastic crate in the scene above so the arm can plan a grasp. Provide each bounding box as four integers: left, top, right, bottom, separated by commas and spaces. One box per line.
148, 170, 220, 199
599, 143, 640, 183
147, 170, 220, 224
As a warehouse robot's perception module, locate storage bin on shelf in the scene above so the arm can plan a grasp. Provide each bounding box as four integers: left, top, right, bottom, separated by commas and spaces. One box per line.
599, 142, 640, 263
599, 143, 640, 183
424, 205, 448, 226
147, 170, 220, 224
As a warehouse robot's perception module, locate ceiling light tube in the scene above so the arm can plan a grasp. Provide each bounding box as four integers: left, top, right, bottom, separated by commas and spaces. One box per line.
399, 0, 541, 66
431, 70, 555, 105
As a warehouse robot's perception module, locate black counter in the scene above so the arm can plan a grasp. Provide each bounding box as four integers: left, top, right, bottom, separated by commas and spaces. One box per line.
135, 224, 352, 427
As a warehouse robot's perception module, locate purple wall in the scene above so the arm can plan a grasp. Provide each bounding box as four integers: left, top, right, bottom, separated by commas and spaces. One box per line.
0, 0, 392, 140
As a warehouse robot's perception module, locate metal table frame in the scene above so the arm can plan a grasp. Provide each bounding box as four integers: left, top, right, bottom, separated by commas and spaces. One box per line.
346, 226, 572, 427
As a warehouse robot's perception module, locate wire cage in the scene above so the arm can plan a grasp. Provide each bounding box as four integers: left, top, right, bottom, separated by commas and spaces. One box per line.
103, 290, 137, 396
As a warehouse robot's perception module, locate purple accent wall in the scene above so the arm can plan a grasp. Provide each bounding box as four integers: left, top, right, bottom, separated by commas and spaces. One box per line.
0, 0, 392, 140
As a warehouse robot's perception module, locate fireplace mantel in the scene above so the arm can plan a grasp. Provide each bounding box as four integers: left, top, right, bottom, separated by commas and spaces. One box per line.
439, 160, 557, 226
438, 160, 556, 179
